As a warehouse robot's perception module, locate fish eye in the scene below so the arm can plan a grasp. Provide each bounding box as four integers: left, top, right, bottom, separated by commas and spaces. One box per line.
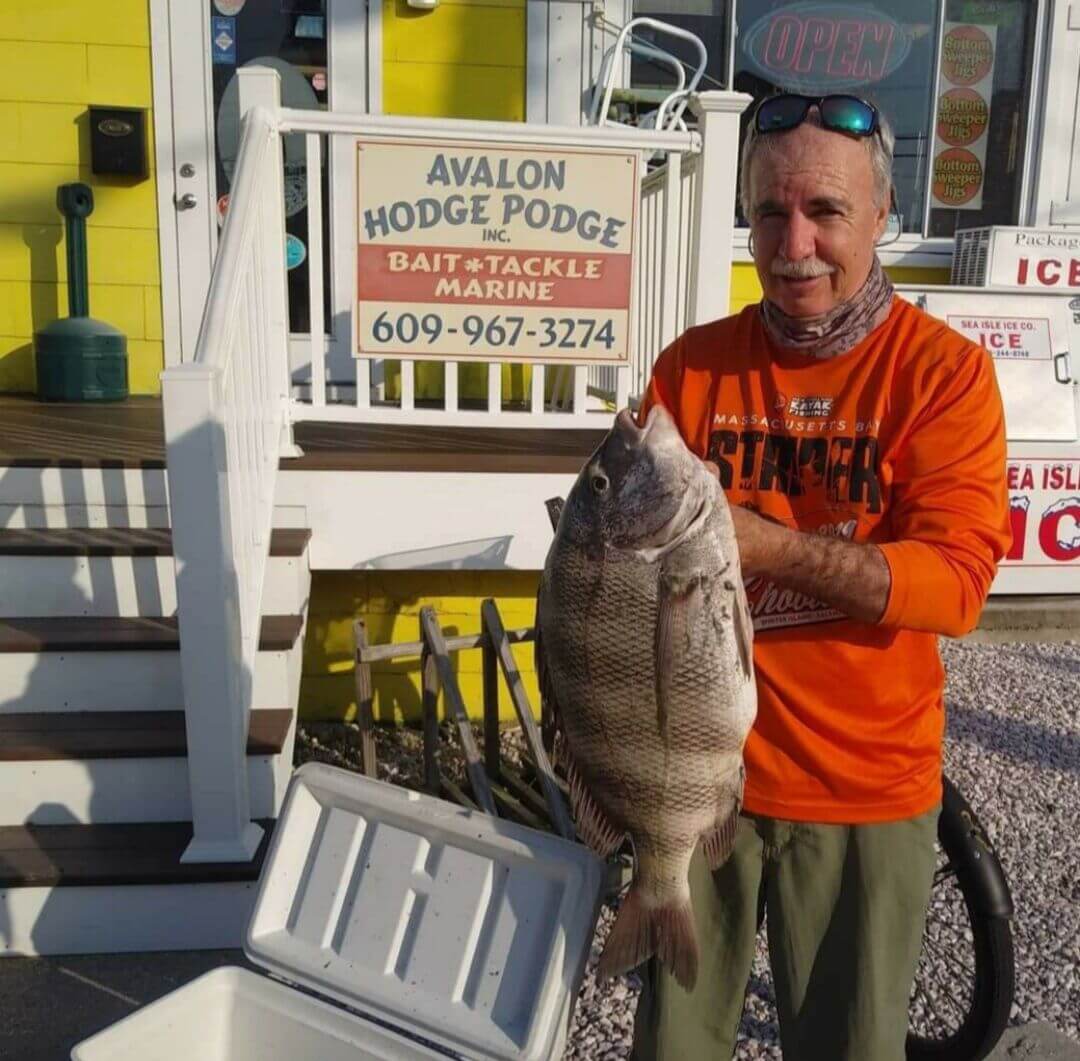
590, 473, 609, 495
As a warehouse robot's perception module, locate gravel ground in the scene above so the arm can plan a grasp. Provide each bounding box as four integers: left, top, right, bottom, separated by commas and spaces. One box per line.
294, 637, 1080, 1059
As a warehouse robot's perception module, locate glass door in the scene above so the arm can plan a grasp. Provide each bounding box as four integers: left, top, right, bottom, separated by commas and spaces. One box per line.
158, 0, 374, 381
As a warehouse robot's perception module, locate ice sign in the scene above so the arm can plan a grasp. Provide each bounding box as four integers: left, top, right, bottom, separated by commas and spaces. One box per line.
946, 315, 1052, 361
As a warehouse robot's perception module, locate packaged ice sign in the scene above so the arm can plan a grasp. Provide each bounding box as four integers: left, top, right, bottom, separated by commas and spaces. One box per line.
739, 3, 911, 93
355, 140, 638, 364
895, 288, 1078, 444
958, 227, 1080, 291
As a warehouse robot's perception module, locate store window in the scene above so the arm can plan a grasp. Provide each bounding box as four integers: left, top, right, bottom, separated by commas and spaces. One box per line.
629, 0, 730, 98
209, 0, 330, 333
628, 0, 1041, 240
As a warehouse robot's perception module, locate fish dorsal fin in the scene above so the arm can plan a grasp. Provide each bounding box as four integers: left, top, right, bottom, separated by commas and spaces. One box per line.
559, 736, 625, 858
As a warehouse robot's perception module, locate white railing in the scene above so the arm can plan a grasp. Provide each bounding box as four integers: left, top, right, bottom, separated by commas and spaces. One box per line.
264, 95, 755, 428
161, 68, 290, 863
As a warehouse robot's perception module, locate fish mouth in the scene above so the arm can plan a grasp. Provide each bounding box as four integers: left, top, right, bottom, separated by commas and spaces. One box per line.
616, 405, 663, 447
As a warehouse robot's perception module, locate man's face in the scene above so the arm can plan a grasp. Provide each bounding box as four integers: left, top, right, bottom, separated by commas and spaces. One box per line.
748, 119, 889, 318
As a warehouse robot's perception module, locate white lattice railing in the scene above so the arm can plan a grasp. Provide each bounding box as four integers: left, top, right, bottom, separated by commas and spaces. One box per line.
274, 104, 703, 428
161, 70, 290, 863
590, 150, 701, 407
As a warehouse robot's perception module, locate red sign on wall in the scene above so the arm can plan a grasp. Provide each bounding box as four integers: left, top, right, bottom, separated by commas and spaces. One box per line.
740, 3, 911, 93
1006, 460, 1080, 566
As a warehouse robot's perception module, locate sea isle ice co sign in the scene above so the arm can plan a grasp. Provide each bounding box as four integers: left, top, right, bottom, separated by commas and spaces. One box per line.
355, 140, 638, 364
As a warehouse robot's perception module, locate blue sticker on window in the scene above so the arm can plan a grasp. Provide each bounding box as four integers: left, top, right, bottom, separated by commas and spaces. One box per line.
212, 16, 237, 66
285, 234, 307, 270
295, 15, 325, 39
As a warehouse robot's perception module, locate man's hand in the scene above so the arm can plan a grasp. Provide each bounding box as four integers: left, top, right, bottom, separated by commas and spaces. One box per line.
704, 461, 892, 624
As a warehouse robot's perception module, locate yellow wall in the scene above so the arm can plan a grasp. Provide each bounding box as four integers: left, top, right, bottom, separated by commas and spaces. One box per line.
302, 571, 542, 723
0, 1, 162, 395
381, 0, 528, 404
383, 0, 525, 122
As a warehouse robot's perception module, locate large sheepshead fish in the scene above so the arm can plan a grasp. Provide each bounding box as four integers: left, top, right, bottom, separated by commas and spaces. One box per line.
536, 404, 756, 990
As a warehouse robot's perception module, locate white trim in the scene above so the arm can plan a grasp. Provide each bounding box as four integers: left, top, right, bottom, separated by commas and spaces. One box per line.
526, 0, 550, 123
1018, 0, 1053, 225
149, 0, 181, 369
278, 108, 699, 151
367, 0, 383, 116
687, 92, 752, 324
324, 0, 379, 383
289, 398, 616, 429
1029, 0, 1077, 225
1, 881, 259, 956
920, 0, 949, 237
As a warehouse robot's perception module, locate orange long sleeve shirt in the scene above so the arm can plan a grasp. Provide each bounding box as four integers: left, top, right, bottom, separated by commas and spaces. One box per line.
639, 297, 1011, 823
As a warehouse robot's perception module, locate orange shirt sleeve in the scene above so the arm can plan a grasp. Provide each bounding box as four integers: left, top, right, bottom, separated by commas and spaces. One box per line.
878, 342, 1011, 637
637, 335, 684, 427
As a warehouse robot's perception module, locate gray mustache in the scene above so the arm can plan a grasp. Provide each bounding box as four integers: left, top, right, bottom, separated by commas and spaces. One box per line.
770, 257, 836, 279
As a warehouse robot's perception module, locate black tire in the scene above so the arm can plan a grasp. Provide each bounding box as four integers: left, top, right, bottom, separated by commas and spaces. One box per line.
906, 780, 1015, 1061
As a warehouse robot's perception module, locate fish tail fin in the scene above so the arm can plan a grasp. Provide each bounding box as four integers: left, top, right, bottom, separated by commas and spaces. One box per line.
598, 885, 699, 991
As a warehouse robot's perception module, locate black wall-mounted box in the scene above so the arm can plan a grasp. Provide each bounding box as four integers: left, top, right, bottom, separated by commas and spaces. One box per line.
88, 106, 148, 179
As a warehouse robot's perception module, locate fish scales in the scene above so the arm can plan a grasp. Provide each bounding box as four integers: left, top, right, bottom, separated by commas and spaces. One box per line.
537, 405, 757, 991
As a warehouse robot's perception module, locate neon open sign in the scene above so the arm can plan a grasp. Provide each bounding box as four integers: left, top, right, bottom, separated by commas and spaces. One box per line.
741, 3, 912, 93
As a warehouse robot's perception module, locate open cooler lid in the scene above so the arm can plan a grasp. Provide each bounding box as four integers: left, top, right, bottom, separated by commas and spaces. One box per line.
245, 762, 603, 1061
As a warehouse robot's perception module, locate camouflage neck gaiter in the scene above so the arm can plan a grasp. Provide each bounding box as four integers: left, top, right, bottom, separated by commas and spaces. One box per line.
760, 256, 895, 359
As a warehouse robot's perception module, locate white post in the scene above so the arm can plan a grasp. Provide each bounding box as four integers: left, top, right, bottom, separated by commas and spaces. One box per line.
163, 367, 264, 863
687, 91, 752, 326
238, 67, 295, 449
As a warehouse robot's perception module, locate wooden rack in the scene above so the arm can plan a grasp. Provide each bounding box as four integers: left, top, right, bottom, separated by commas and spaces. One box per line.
352, 598, 576, 842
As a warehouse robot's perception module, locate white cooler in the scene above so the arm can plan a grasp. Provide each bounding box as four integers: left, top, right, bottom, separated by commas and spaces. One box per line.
71, 762, 604, 1060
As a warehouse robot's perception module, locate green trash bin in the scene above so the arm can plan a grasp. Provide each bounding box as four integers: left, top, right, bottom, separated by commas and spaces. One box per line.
34, 183, 128, 402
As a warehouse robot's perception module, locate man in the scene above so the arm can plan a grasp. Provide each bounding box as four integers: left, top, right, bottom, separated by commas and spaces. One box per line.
631, 94, 1011, 1060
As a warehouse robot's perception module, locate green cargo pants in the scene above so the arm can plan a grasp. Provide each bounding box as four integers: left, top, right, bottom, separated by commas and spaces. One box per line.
631, 806, 940, 1061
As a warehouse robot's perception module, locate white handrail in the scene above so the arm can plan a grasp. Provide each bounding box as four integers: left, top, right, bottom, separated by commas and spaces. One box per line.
277, 107, 699, 154
161, 74, 290, 864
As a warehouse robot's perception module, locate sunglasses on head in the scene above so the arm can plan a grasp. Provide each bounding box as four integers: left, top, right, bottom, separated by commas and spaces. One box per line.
754, 94, 879, 138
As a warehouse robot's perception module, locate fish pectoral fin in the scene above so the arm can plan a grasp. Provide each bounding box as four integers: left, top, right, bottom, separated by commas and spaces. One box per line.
732, 577, 754, 682
534, 590, 560, 757
563, 746, 626, 859
702, 767, 745, 870
655, 575, 704, 740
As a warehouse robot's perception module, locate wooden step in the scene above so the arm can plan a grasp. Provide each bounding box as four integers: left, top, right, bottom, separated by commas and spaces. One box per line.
0, 819, 274, 888
0, 709, 293, 761
0, 527, 310, 557
0, 614, 303, 652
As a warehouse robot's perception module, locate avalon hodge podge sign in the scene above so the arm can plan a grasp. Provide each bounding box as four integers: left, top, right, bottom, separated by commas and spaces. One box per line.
355, 140, 638, 364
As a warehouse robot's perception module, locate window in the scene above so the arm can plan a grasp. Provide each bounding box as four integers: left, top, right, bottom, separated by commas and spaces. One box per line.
209, 0, 330, 332
628, 0, 1042, 240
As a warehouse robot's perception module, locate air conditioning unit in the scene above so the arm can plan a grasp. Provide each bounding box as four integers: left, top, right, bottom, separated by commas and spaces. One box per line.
951, 226, 1080, 289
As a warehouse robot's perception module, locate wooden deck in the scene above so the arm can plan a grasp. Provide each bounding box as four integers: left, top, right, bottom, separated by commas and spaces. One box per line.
0, 396, 604, 473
